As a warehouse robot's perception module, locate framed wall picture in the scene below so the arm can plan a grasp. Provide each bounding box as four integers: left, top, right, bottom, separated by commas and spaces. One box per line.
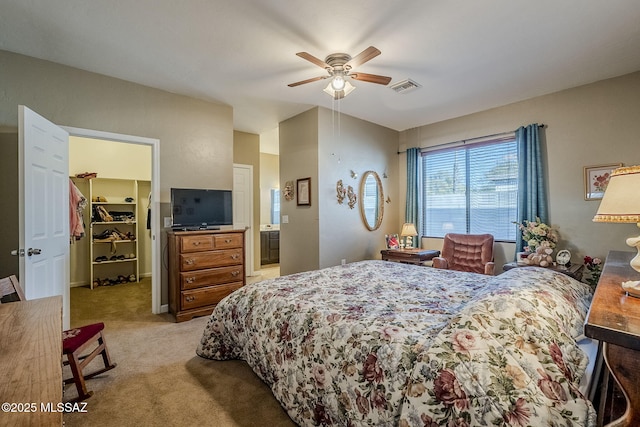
584, 163, 622, 200
297, 177, 311, 206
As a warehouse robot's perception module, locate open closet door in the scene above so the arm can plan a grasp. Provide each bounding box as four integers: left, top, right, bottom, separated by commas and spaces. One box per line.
18, 105, 70, 329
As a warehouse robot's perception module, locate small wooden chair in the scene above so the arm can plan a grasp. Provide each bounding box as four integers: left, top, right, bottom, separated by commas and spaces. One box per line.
0, 275, 25, 303
62, 322, 117, 401
0, 275, 116, 401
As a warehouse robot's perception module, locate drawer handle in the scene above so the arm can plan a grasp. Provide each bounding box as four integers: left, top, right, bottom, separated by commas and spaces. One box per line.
192, 241, 201, 246
185, 296, 195, 302
185, 258, 195, 265
186, 277, 195, 284
231, 270, 240, 277
231, 254, 239, 260
225, 239, 232, 243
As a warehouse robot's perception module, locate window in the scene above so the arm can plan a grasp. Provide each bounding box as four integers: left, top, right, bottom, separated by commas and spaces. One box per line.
420, 136, 518, 241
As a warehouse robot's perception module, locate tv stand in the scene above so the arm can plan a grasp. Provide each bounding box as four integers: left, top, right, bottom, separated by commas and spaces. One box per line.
173, 226, 221, 231
167, 229, 246, 322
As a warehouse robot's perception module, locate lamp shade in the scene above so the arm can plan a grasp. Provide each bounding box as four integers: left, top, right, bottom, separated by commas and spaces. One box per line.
593, 165, 640, 223
323, 80, 355, 99
400, 223, 418, 237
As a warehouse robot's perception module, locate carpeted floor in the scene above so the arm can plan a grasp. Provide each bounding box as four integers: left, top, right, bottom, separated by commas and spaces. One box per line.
64, 266, 296, 426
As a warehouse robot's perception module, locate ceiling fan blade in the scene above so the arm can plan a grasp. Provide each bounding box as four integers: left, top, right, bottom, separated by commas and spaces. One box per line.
296, 52, 330, 69
345, 46, 381, 68
350, 72, 392, 85
287, 75, 328, 87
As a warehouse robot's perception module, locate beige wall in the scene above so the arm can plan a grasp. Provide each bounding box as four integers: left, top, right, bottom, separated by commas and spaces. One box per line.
233, 131, 261, 272
400, 71, 640, 270
0, 132, 18, 279
317, 108, 399, 267
279, 107, 399, 275
0, 49, 234, 304
70, 136, 152, 181
279, 108, 320, 275
0, 50, 234, 202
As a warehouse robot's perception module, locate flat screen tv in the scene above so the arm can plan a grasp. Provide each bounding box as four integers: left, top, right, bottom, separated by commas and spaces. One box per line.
171, 188, 233, 229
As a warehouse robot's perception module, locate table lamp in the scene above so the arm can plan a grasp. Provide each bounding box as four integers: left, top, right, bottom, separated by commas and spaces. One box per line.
400, 223, 418, 249
593, 165, 640, 288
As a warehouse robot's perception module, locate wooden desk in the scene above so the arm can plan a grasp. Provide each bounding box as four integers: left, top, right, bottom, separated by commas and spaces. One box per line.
502, 261, 584, 281
380, 248, 440, 265
0, 296, 63, 427
585, 251, 640, 427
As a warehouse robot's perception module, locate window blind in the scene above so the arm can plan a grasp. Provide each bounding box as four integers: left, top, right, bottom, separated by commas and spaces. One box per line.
420, 137, 518, 240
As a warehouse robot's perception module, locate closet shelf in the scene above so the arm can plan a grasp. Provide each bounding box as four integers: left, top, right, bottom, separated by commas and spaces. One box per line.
92, 221, 137, 225
92, 201, 136, 205
92, 258, 137, 265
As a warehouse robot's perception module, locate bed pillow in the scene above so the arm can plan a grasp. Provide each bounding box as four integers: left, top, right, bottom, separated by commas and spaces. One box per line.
398, 267, 596, 427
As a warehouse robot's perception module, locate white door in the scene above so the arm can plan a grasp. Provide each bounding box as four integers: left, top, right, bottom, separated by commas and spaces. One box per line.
233, 164, 254, 276
18, 106, 70, 329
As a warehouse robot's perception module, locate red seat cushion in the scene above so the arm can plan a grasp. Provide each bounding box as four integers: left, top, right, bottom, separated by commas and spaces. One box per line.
62, 322, 105, 354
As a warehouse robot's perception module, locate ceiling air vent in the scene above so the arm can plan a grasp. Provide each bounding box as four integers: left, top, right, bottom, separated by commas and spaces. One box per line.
390, 79, 421, 93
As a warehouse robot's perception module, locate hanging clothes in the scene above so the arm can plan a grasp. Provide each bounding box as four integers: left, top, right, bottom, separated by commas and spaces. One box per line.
146, 191, 151, 229
69, 179, 87, 242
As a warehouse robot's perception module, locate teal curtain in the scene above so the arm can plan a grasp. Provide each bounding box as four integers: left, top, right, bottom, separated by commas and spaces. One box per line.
516, 124, 548, 252
405, 147, 420, 248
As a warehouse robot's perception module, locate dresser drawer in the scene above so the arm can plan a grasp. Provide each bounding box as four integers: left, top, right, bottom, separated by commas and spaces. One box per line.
180, 235, 215, 252
213, 233, 243, 249
180, 248, 243, 271
181, 282, 243, 310
180, 266, 244, 290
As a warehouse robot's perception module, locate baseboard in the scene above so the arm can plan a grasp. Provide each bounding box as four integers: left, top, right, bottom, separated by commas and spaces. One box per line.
70, 280, 88, 288
160, 304, 169, 313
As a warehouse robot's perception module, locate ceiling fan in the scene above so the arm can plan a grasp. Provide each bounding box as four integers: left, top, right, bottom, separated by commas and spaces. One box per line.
288, 46, 392, 99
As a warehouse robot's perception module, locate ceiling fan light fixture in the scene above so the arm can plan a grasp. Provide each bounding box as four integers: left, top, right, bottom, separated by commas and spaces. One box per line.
323, 80, 355, 99
331, 75, 346, 91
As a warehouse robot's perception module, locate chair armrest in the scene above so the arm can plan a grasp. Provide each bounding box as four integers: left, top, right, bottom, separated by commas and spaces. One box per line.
432, 257, 448, 269
484, 262, 495, 275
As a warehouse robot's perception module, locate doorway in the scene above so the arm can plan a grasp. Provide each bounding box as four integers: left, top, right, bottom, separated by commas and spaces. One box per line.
64, 126, 161, 317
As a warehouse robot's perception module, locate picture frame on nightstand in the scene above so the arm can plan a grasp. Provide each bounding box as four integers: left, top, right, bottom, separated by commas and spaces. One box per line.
385, 234, 399, 249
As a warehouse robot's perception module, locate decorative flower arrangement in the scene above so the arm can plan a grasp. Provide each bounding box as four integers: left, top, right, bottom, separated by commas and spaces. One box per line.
514, 217, 559, 252
583, 256, 602, 289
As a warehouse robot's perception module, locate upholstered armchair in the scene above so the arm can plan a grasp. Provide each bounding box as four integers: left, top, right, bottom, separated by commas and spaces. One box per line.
432, 233, 495, 275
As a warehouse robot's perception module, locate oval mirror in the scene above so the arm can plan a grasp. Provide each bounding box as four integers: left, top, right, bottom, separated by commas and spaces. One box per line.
359, 171, 384, 231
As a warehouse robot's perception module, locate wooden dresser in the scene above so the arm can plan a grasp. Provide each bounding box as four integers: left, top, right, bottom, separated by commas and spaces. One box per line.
0, 296, 62, 426
167, 229, 246, 322
585, 250, 640, 426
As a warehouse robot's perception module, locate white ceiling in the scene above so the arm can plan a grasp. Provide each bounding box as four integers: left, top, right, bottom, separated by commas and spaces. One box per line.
2, 1, 640, 136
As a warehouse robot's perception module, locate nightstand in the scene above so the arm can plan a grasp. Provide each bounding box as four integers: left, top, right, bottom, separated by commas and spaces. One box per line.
585, 250, 640, 427
380, 248, 440, 265
502, 261, 584, 281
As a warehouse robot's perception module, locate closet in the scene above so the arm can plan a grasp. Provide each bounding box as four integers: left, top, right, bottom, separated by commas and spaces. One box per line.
69, 136, 152, 290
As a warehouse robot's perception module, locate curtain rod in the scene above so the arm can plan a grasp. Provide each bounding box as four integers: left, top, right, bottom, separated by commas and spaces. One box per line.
397, 123, 545, 154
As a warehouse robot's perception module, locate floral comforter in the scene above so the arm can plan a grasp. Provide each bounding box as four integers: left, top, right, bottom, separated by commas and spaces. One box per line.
197, 261, 596, 426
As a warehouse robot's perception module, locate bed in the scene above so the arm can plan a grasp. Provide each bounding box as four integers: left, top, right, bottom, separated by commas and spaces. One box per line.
197, 260, 597, 426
